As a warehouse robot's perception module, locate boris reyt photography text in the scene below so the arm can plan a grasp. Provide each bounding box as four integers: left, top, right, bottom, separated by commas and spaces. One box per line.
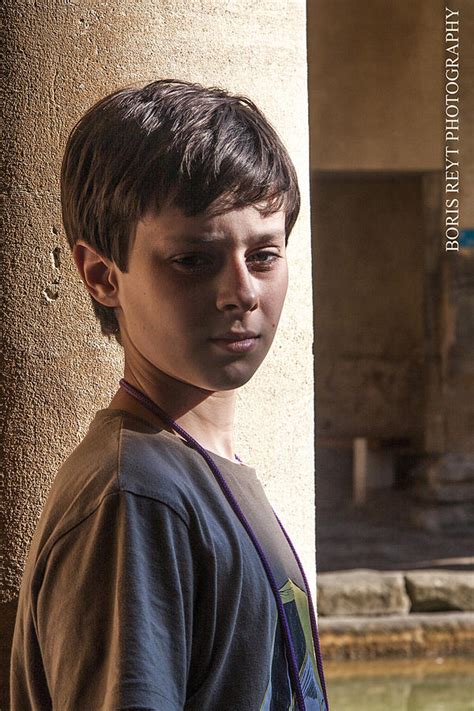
445, 7, 460, 252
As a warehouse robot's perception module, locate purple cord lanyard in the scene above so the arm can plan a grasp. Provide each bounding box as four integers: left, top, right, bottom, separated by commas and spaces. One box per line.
119, 379, 329, 711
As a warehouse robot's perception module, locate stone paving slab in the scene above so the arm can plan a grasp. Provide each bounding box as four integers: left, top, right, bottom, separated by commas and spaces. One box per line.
318, 611, 474, 660
317, 568, 474, 616
317, 569, 410, 616
405, 570, 474, 612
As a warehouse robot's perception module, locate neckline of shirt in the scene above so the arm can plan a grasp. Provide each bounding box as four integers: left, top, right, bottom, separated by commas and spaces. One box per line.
93, 408, 257, 474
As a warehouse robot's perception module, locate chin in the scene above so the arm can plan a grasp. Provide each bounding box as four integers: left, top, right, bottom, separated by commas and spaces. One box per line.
206, 363, 261, 391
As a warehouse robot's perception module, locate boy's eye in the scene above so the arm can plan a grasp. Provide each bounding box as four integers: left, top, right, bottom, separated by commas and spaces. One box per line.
171, 250, 281, 273
248, 251, 280, 265
173, 255, 210, 270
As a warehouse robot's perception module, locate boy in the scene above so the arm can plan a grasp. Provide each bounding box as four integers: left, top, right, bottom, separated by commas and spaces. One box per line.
10, 79, 328, 710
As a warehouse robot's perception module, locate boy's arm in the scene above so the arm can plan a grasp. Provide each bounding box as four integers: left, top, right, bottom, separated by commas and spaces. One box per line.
35, 491, 194, 710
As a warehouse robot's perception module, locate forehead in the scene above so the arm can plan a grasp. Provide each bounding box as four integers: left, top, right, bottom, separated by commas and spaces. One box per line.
135, 204, 287, 250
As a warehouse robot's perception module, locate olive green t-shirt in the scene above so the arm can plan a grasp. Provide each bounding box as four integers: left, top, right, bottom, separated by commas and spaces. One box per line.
10, 409, 327, 710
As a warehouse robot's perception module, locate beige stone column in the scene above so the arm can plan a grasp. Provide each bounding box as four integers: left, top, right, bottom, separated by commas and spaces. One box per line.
1, 0, 314, 701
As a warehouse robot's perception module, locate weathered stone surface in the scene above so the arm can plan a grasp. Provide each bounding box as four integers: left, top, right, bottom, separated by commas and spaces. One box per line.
436, 454, 474, 484
408, 500, 474, 532
312, 176, 426, 444
405, 570, 474, 612
414, 481, 474, 503
317, 569, 411, 617
308, 1, 445, 172
318, 611, 474, 660
411, 454, 474, 493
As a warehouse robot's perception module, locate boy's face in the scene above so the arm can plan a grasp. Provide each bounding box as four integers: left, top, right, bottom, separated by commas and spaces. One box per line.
111, 202, 289, 392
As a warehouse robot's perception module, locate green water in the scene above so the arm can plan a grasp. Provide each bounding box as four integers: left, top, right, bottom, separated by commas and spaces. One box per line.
325, 657, 474, 711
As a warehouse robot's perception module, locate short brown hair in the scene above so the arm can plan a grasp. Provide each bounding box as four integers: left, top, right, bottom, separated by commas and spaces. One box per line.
61, 79, 301, 342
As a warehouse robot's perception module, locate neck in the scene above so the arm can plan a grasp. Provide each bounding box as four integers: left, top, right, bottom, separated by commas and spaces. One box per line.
108, 364, 238, 462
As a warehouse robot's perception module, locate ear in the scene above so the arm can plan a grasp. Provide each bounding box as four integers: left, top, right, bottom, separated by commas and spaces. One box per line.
71, 241, 120, 308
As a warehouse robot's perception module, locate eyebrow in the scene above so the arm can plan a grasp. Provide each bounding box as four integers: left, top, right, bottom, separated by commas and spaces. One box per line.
165, 233, 286, 245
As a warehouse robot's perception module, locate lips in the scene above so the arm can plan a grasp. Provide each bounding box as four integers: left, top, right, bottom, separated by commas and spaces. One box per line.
211, 331, 260, 341
210, 332, 260, 353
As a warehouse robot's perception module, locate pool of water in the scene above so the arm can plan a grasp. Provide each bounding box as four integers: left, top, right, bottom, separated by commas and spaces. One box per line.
324, 656, 474, 711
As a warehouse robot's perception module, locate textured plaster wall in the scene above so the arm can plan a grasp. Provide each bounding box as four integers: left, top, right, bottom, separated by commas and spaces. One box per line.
1, 0, 314, 699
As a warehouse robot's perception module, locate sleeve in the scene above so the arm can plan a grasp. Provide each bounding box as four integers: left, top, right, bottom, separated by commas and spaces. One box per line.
35, 491, 195, 710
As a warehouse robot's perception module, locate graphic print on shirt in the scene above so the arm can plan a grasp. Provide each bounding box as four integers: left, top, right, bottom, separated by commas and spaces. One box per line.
259, 578, 327, 711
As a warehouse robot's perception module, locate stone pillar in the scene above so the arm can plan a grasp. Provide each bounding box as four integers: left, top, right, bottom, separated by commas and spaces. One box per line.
1, 1, 313, 703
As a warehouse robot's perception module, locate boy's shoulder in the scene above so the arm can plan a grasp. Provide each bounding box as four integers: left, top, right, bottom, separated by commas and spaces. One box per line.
31, 409, 220, 563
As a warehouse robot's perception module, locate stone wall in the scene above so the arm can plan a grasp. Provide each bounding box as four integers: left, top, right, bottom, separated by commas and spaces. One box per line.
308, 0, 444, 172
317, 569, 474, 660
410, 1, 474, 529
313, 175, 425, 441
307, 0, 474, 530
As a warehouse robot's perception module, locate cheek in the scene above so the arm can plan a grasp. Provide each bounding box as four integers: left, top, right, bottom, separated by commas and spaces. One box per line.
261, 273, 288, 332
270, 266, 289, 306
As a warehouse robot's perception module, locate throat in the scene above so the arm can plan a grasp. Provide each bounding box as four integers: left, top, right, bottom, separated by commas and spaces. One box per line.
176, 408, 237, 462
110, 380, 239, 463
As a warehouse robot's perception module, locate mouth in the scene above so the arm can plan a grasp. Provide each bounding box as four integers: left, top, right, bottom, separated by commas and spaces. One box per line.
210, 336, 260, 353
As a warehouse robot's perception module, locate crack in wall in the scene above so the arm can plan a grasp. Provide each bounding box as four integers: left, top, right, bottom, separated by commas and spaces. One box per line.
42, 235, 62, 302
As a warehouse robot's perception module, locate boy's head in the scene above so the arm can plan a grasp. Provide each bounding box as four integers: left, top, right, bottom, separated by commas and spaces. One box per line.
61, 79, 300, 343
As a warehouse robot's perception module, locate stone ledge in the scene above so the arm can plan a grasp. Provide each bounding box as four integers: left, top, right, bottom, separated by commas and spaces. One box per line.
405, 569, 474, 611
317, 569, 410, 616
317, 612, 474, 660
317, 568, 474, 616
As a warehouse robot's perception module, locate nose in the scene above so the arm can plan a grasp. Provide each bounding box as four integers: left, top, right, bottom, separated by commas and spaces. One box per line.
215, 255, 258, 313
